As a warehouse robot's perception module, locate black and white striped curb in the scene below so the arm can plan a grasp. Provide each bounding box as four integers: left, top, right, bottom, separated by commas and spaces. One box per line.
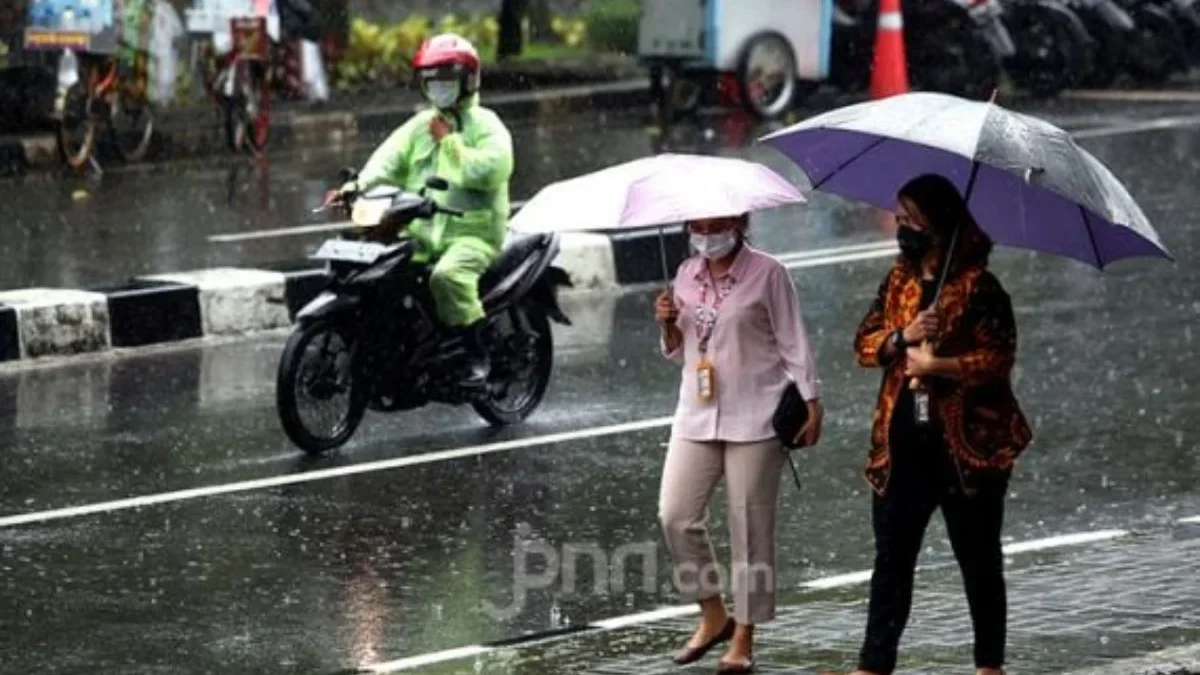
0, 226, 687, 363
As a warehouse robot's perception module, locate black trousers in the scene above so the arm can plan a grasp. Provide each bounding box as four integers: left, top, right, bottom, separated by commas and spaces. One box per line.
857, 414, 1009, 674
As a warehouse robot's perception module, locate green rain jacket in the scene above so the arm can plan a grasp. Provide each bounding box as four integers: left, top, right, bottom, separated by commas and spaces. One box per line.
350, 93, 514, 262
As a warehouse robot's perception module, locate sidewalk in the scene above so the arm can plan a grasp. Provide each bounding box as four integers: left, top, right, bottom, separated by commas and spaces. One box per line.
0, 56, 651, 175
402, 524, 1200, 674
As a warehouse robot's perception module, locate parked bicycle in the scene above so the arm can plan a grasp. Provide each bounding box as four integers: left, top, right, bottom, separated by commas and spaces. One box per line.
53, 6, 156, 171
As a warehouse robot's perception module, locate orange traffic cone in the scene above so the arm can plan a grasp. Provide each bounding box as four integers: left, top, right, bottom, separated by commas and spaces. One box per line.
870, 0, 909, 99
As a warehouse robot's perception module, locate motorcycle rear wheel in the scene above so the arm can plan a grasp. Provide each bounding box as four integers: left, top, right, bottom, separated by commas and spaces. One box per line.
277, 318, 367, 454
472, 305, 554, 427
1005, 5, 1087, 98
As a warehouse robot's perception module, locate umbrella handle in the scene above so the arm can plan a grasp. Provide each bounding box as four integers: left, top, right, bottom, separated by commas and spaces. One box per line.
907, 340, 933, 390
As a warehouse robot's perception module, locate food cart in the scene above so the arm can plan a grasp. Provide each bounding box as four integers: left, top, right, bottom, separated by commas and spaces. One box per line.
637, 0, 833, 120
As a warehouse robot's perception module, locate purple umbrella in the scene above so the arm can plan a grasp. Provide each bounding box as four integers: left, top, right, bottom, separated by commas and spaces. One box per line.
760, 92, 1172, 270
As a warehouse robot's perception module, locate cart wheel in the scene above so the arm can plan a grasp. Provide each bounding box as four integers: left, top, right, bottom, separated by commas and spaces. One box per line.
736, 32, 798, 120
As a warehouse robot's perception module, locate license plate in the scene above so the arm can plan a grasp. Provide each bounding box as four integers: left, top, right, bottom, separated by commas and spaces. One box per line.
311, 239, 390, 264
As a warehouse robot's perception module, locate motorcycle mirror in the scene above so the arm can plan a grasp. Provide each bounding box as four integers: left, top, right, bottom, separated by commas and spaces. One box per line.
338, 167, 359, 183
425, 176, 450, 191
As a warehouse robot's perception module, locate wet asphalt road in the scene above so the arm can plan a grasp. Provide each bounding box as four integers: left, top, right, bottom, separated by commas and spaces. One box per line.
0, 96, 1199, 674
1, 93, 1200, 290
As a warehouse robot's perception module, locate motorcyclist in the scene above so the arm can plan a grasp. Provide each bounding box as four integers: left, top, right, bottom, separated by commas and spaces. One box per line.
331, 33, 514, 388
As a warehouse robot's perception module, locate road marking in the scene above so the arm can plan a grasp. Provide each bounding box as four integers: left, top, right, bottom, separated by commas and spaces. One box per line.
782, 245, 897, 270
1001, 529, 1128, 554
1179, 515, 1200, 524
208, 221, 353, 243
777, 240, 896, 261
799, 529, 1130, 591
801, 569, 873, 590
362, 646, 491, 672
1072, 115, 1200, 140
360, 526, 1137, 672
590, 605, 699, 630
208, 200, 532, 243
0, 416, 674, 529
1065, 89, 1200, 103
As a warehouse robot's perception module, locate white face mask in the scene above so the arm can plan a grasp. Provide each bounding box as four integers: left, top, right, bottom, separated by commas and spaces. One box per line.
690, 231, 738, 260
426, 80, 460, 109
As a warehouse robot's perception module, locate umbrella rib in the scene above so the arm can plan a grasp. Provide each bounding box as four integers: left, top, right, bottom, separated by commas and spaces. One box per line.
1079, 204, 1105, 270
810, 135, 891, 192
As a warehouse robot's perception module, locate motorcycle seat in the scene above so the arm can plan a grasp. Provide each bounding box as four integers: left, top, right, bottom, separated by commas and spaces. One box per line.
478, 232, 553, 294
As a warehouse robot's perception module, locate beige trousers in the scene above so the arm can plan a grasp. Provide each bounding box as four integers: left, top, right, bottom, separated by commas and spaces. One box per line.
657, 435, 786, 625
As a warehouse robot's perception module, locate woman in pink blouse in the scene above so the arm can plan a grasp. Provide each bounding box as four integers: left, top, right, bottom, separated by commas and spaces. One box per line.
655, 213, 824, 674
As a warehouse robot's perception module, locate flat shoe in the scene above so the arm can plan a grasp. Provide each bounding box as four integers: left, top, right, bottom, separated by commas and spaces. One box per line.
671, 617, 735, 665
716, 656, 756, 674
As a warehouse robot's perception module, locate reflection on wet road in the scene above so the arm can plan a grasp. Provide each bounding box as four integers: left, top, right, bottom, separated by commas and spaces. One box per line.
1, 99, 1199, 674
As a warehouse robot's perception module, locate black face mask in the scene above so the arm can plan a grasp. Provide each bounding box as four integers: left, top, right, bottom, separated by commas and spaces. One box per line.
897, 226, 933, 263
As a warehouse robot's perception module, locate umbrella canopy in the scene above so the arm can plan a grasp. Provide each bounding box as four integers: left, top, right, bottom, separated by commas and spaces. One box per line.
507, 153, 806, 234
759, 91, 1171, 269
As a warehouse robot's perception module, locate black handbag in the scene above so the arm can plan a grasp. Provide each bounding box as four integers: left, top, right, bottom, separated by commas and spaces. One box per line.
773, 381, 810, 491
773, 381, 810, 449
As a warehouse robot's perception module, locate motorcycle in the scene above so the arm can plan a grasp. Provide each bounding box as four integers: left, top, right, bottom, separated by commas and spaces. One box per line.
1037, 0, 1187, 86
1000, 0, 1096, 98
1113, 0, 1188, 83
275, 172, 574, 455
829, 0, 1014, 100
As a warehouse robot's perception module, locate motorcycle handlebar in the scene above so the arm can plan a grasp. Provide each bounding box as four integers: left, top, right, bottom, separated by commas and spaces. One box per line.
437, 204, 464, 218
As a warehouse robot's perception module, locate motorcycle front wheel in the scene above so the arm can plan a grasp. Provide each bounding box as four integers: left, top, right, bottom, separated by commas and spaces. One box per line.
472, 304, 554, 427
276, 318, 367, 454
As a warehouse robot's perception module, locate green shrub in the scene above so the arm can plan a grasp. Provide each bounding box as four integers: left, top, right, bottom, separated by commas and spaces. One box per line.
582, 0, 640, 55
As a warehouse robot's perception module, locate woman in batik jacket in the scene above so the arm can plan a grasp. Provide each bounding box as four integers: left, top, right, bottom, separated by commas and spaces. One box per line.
847, 173, 1033, 675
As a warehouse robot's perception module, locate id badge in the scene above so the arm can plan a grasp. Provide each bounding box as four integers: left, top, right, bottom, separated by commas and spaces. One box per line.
696, 357, 716, 401
913, 390, 931, 425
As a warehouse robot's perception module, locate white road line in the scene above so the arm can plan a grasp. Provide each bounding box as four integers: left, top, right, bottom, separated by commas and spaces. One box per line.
799, 529, 1130, 591
208, 221, 352, 243
1001, 529, 1128, 554
362, 645, 492, 672
782, 246, 898, 270
1072, 115, 1200, 140
801, 569, 873, 590
776, 240, 896, 261
361, 526, 1137, 672
591, 605, 699, 630
0, 416, 673, 529
1178, 515, 1200, 524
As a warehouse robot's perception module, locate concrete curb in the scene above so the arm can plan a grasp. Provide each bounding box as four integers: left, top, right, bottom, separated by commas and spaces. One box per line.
1057, 643, 1200, 675
0, 225, 686, 365
0, 79, 651, 175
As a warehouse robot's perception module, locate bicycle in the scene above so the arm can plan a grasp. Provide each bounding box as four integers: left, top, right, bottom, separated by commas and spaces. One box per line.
53, 6, 156, 171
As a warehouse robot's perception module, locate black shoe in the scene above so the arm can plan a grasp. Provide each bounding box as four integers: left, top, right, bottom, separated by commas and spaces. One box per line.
459, 321, 490, 387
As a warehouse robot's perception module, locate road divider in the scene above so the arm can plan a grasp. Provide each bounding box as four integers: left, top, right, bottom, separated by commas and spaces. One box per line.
0, 222, 898, 366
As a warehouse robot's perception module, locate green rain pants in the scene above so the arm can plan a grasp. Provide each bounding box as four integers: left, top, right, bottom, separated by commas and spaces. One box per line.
427, 239, 497, 327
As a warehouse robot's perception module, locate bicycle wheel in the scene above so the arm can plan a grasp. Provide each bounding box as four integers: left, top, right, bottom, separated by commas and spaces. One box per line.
55, 61, 99, 171
108, 88, 155, 162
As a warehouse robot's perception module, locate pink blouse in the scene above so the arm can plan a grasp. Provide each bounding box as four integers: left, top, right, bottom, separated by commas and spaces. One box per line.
661, 244, 822, 443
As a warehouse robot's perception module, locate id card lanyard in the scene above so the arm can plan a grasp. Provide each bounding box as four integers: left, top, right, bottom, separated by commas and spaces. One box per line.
695, 271, 726, 402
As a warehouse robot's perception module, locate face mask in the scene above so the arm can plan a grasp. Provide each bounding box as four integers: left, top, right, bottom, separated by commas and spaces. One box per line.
691, 231, 738, 260
425, 80, 460, 109
897, 226, 933, 263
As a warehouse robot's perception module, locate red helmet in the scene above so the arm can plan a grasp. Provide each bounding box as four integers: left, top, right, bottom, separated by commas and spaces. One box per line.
413, 33, 481, 72
412, 33, 482, 109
